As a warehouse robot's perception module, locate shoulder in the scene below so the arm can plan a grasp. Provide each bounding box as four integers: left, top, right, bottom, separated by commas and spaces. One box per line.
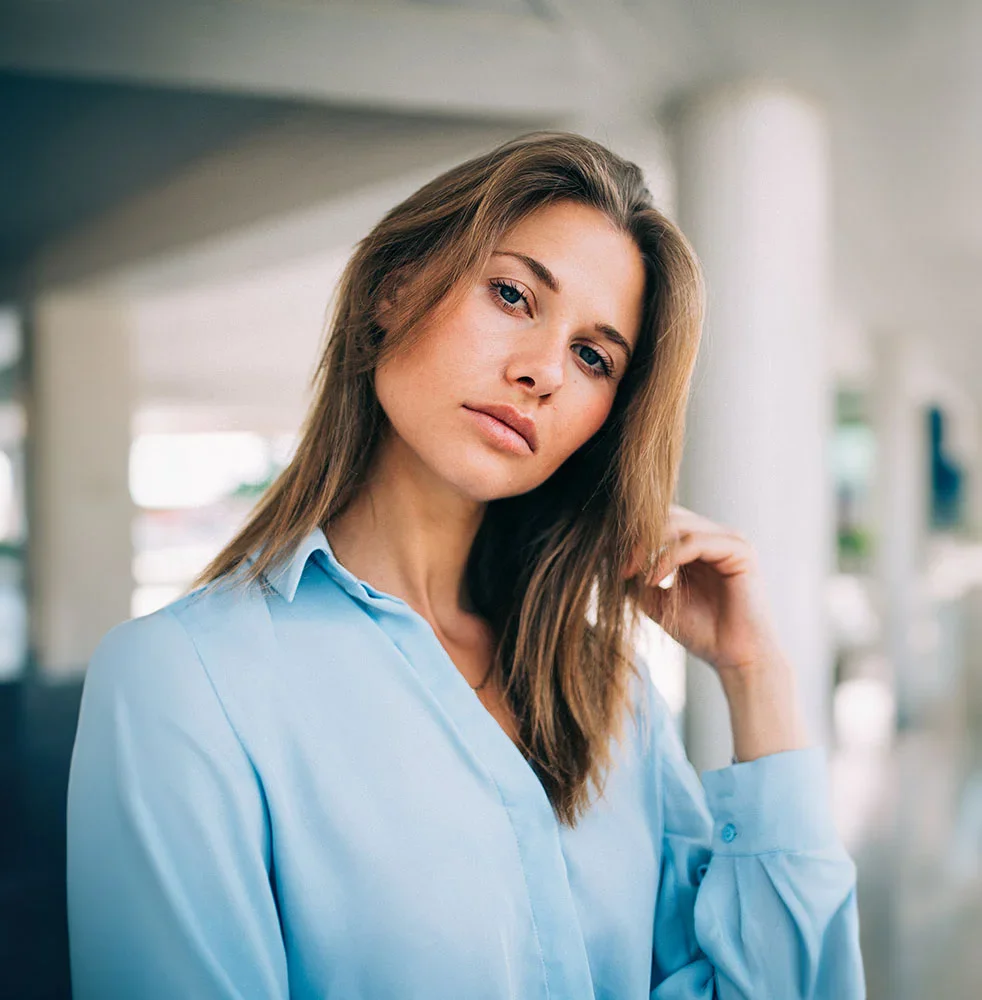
85, 603, 199, 697
70, 599, 270, 847
75, 586, 290, 802
82, 578, 272, 724
78, 609, 209, 746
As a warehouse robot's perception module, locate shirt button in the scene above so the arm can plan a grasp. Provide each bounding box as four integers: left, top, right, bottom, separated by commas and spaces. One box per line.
721, 822, 737, 843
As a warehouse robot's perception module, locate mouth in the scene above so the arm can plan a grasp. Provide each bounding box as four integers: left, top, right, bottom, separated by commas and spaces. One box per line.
462, 403, 538, 454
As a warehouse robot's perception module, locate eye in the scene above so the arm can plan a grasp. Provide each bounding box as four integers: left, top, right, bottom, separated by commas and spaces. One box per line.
489, 279, 531, 315
574, 343, 615, 379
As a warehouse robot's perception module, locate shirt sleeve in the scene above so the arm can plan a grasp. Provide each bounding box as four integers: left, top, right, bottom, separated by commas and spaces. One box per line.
646, 681, 865, 999
66, 607, 290, 1000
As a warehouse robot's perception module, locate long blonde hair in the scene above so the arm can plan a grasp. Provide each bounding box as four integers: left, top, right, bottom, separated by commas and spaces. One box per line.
192, 130, 704, 827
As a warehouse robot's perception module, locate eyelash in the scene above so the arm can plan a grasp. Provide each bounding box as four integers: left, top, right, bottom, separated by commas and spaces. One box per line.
489, 278, 531, 316
487, 279, 616, 380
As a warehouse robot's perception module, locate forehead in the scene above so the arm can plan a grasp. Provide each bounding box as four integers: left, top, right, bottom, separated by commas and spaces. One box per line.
499, 200, 625, 250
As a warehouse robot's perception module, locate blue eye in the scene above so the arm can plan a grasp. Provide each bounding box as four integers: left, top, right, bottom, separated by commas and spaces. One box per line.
489, 279, 530, 313
575, 344, 614, 378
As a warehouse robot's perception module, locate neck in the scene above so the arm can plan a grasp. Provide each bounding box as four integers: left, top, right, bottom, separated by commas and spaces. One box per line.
325, 429, 486, 628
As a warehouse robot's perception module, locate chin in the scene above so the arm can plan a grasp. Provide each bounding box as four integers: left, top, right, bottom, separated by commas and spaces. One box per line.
429, 448, 546, 503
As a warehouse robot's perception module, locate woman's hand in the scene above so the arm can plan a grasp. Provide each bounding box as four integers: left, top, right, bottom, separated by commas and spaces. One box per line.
624, 503, 808, 760
624, 504, 783, 676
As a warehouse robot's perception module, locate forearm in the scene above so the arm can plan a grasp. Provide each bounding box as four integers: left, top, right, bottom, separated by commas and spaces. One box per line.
718, 654, 810, 762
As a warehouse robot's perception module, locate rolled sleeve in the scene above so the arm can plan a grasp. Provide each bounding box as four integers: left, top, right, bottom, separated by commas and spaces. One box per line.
645, 674, 864, 999
701, 747, 840, 855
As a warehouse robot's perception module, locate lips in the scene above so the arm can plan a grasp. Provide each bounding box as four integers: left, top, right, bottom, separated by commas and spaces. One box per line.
463, 403, 538, 452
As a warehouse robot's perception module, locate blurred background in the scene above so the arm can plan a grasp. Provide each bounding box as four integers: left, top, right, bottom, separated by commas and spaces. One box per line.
0, 0, 980, 996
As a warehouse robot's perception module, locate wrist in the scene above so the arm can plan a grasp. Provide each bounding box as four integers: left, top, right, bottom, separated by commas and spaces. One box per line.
717, 651, 790, 696
718, 657, 809, 762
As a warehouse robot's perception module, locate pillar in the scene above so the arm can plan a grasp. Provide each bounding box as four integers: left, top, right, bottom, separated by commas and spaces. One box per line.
870, 331, 930, 727
29, 287, 134, 678
674, 81, 834, 771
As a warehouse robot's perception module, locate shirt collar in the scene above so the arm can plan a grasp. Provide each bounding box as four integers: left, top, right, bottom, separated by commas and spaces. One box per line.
260, 524, 333, 603
256, 524, 408, 612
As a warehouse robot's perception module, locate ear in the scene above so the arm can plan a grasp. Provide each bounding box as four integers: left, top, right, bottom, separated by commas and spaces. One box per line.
374, 269, 408, 328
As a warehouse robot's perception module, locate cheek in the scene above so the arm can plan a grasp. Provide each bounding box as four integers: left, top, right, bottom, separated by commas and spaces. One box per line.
429, 297, 510, 375
374, 356, 436, 442
374, 328, 456, 411
373, 318, 488, 442
381, 296, 504, 391
546, 389, 616, 463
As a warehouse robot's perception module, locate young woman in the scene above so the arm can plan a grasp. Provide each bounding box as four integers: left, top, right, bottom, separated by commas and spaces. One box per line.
67, 131, 864, 998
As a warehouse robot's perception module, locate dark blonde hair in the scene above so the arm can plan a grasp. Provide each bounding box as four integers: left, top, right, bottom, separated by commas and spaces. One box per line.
192, 130, 704, 827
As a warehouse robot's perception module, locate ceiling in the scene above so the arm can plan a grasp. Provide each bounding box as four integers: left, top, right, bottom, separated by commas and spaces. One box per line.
0, 72, 309, 282
0, 0, 979, 396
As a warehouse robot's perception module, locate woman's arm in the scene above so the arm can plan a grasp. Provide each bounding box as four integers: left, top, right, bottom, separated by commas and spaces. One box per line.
647, 681, 865, 999
625, 506, 865, 996
67, 608, 289, 1000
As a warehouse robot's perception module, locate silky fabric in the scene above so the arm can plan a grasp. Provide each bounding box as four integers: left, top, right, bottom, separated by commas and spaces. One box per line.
67, 525, 865, 998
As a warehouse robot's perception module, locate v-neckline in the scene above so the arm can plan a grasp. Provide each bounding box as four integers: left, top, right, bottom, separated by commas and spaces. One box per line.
473, 678, 523, 754
403, 603, 529, 762
314, 529, 528, 757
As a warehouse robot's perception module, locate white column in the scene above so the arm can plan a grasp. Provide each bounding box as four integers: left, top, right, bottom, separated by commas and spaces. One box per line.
674, 82, 834, 772
29, 288, 134, 678
871, 331, 930, 726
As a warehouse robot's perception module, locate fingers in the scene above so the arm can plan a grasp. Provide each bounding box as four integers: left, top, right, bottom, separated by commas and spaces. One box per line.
621, 541, 667, 580
621, 507, 749, 581
646, 528, 755, 586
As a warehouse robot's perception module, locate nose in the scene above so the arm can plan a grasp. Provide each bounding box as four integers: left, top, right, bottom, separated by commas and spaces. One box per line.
504, 328, 566, 397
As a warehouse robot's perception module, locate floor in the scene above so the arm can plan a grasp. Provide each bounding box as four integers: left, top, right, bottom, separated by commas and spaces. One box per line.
838, 705, 982, 999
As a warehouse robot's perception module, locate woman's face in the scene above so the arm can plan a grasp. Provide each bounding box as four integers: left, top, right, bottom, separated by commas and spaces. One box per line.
374, 199, 646, 502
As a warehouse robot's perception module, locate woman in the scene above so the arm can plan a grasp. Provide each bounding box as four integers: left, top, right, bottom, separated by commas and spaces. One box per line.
67, 131, 864, 998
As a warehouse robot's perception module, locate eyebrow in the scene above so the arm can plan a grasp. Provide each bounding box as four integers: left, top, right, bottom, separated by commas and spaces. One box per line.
491, 250, 634, 361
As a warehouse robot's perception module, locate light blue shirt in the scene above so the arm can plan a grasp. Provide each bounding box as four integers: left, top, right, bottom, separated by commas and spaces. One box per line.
67, 525, 865, 999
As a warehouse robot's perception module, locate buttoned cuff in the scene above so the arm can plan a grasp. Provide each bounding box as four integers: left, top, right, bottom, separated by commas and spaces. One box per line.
700, 746, 839, 855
